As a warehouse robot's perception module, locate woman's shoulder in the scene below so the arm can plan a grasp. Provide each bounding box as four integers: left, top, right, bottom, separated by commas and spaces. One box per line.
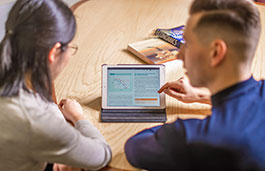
0, 89, 65, 123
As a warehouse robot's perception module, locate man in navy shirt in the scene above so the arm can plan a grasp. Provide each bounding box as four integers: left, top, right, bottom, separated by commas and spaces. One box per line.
125, 0, 265, 170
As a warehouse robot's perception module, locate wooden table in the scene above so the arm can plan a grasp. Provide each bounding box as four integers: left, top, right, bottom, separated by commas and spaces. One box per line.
54, 0, 265, 170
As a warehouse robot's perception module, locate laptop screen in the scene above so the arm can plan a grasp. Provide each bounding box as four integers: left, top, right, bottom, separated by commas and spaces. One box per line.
107, 67, 160, 107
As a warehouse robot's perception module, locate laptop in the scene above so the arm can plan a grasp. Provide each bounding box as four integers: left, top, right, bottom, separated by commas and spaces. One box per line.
101, 64, 166, 122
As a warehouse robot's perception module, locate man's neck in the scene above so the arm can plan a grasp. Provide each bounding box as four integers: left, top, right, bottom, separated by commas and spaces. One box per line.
208, 66, 252, 95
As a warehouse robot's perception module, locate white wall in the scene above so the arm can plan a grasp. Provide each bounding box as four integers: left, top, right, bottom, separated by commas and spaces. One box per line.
0, 0, 79, 42
0, 0, 15, 6
0, 1, 15, 42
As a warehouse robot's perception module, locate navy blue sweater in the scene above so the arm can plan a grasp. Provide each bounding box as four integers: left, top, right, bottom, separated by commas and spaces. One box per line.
125, 77, 265, 170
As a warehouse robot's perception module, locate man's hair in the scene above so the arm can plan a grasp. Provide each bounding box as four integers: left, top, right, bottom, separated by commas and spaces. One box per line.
189, 0, 261, 62
0, 0, 76, 101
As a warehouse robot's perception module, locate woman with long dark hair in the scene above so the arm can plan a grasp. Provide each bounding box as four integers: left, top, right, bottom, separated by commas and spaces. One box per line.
0, 0, 111, 170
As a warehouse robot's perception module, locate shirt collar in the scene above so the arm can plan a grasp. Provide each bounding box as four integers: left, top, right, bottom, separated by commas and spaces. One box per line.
211, 76, 258, 106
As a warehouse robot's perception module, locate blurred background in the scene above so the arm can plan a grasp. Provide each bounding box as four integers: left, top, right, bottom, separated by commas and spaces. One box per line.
0, 0, 80, 42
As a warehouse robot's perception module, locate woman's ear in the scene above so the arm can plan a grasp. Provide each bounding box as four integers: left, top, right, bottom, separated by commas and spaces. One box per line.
210, 40, 227, 67
48, 42, 61, 64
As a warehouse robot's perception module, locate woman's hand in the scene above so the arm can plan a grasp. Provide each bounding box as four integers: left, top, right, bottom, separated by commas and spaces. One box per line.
158, 77, 211, 104
53, 163, 82, 171
58, 99, 85, 124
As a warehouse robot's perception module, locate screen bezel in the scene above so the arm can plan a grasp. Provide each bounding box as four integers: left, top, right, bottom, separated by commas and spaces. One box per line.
102, 64, 166, 109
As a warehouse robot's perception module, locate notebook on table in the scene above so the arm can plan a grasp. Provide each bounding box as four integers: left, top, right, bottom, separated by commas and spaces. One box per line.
101, 64, 166, 122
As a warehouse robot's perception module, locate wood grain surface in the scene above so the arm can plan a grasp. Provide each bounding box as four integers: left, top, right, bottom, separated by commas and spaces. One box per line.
54, 0, 265, 170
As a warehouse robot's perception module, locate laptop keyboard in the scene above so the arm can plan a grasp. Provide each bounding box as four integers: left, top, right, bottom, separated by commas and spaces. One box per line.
101, 109, 166, 122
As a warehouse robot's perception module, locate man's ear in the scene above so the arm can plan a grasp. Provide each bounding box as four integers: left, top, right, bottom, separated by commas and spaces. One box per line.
48, 42, 61, 64
177, 44, 185, 61
210, 40, 227, 67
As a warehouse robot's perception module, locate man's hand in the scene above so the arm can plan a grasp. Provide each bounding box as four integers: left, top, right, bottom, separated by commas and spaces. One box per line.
58, 99, 85, 125
53, 163, 82, 171
158, 77, 211, 104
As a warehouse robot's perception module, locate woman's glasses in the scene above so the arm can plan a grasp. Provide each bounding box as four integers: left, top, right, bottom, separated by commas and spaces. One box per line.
67, 43, 78, 56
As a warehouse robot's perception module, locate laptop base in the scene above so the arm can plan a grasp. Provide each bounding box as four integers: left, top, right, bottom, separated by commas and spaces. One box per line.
101, 109, 167, 122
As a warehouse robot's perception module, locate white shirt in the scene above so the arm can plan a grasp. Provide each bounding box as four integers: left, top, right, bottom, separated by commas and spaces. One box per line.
0, 89, 111, 171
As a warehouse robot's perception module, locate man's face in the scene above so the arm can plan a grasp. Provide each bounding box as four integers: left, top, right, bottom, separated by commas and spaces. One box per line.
181, 13, 212, 87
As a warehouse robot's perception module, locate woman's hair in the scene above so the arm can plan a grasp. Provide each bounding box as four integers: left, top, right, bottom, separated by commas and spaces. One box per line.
0, 0, 76, 101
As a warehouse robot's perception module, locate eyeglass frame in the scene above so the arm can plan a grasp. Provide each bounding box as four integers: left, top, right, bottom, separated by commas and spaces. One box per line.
60, 43, 78, 56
